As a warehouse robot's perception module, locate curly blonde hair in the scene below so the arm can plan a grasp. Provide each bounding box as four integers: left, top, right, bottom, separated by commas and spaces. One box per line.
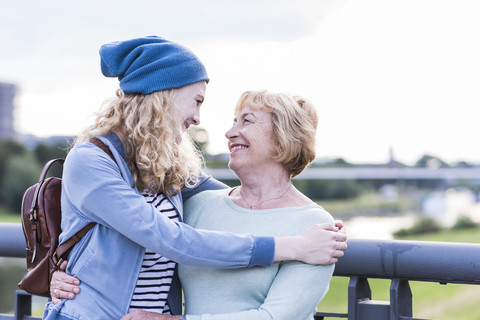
75, 89, 202, 195
234, 90, 318, 178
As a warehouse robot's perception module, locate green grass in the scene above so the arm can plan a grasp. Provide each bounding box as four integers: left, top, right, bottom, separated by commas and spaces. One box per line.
319, 192, 419, 217
318, 277, 480, 320
0, 210, 21, 223
317, 227, 480, 319
396, 226, 480, 243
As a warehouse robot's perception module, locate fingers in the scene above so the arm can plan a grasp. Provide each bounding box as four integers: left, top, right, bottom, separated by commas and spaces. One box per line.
59, 260, 68, 271
329, 257, 339, 264
330, 238, 346, 250
334, 229, 348, 242
333, 235, 348, 252
51, 284, 80, 302
50, 269, 81, 304
51, 286, 79, 304
51, 288, 62, 304
333, 247, 345, 258
52, 270, 80, 286
316, 222, 338, 231
324, 242, 345, 265
326, 236, 347, 264
334, 220, 344, 230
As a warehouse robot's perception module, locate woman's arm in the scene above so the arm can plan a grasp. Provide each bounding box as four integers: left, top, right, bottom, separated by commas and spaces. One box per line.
50, 221, 346, 302
64, 145, 272, 268
119, 261, 334, 320
190, 262, 334, 320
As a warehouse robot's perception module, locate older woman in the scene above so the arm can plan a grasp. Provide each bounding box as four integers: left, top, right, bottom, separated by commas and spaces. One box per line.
46, 36, 346, 320
122, 90, 339, 320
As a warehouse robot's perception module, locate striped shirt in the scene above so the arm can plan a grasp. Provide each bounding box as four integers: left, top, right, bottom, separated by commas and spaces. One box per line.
129, 192, 179, 314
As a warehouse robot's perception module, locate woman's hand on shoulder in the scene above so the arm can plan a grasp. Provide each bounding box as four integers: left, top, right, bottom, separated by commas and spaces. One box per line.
50, 260, 80, 304
274, 221, 347, 265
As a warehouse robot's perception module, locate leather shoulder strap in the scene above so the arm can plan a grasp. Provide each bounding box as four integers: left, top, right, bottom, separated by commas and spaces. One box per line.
54, 222, 96, 267
89, 137, 118, 165
53, 137, 119, 265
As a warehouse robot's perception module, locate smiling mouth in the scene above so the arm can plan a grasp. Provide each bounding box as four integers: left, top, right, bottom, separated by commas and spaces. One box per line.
230, 145, 248, 153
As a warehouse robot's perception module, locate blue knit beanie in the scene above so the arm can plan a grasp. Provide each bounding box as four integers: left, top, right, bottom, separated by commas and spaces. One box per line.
99, 36, 209, 94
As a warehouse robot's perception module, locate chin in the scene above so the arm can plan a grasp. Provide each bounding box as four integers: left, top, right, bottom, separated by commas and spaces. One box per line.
227, 160, 236, 171
228, 160, 242, 174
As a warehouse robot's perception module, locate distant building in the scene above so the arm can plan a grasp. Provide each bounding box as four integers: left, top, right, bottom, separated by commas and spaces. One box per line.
386, 146, 406, 168
0, 82, 17, 140
0, 82, 73, 148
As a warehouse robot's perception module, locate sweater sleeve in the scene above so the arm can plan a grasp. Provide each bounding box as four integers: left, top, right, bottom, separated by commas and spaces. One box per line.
181, 170, 228, 202
63, 144, 273, 268
185, 261, 335, 320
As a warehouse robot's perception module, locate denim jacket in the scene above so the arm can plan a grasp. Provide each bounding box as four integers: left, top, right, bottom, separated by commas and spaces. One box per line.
43, 133, 274, 320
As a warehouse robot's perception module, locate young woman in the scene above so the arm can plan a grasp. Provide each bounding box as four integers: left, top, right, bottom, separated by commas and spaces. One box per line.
45, 36, 347, 320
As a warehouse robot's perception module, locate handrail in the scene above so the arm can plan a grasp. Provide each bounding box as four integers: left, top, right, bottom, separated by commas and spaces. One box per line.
334, 238, 480, 285
0, 222, 26, 258
1, 222, 479, 320
4, 222, 479, 284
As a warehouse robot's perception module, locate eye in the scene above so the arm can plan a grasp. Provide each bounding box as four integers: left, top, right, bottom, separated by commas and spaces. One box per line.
195, 99, 203, 106
243, 118, 252, 124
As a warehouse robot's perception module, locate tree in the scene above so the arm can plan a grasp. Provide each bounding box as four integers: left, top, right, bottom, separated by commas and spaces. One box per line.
33, 142, 69, 177
294, 179, 363, 201
0, 153, 42, 213
0, 140, 27, 205
415, 154, 450, 168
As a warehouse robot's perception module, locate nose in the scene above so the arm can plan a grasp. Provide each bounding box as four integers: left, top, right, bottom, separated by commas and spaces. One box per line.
225, 123, 238, 140
192, 110, 200, 126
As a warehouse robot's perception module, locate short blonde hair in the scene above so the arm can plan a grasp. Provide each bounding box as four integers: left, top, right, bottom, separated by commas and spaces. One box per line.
75, 89, 201, 195
234, 90, 318, 177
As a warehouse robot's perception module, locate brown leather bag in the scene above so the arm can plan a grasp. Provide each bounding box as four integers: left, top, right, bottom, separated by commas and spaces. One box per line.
18, 138, 115, 297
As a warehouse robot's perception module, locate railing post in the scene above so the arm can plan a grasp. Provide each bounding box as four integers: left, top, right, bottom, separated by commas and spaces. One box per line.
349, 276, 393, 320
348, 276, 371, 320
14, 291, 31, 320
390, 279, 412, 320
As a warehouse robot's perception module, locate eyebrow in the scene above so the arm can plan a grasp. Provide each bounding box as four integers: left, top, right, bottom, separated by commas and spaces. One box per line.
234, 112, 255, 121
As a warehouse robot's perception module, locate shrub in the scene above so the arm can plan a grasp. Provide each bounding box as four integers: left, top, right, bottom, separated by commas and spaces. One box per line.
393, 218, 443, 237
452, 215, 479, 230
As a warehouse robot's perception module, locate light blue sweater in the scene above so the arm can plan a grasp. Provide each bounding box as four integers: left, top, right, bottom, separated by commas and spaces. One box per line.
179, 189, 336, 320
42, 133, 274, 320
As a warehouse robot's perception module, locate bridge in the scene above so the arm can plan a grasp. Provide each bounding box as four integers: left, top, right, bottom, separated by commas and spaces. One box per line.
1, 222, 479, 320
205, 167, 480, 180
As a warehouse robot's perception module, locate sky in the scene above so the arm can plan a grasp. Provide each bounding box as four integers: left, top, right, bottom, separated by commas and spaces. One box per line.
1, 0, 479, 166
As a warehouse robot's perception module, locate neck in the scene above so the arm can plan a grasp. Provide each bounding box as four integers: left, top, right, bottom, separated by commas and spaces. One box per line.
236, 167, 293, 209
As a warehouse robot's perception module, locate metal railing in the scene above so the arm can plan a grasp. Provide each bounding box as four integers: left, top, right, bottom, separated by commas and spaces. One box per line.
1, 222, 479, 320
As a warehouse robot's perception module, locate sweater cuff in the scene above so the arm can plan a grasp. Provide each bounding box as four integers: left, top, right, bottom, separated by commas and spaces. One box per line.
249, 236, 275, 267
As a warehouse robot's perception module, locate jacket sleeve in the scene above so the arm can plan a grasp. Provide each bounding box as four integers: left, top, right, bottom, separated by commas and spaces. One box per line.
185, 262, 335, 320
63, 144, 273, 268
181, 171, 228, 202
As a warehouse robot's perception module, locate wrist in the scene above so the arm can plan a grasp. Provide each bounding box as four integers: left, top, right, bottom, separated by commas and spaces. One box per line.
273, 236, 298, 262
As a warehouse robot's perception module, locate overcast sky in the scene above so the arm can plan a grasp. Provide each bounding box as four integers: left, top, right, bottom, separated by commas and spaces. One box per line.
1, 0, 479, 165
